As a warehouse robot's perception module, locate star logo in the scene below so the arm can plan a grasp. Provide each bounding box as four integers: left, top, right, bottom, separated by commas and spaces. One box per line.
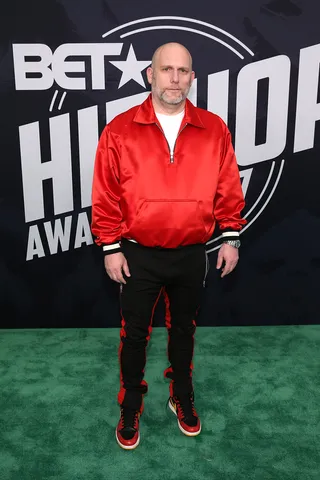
110, 44, 151, 89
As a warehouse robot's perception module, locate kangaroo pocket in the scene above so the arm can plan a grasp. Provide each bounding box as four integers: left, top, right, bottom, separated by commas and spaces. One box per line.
129, 199, 208, 247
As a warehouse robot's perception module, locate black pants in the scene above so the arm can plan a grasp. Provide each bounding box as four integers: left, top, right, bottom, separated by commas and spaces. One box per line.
118, 238, 208, 412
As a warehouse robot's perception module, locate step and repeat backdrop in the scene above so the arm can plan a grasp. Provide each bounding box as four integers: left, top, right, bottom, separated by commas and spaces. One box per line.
1, 0, 319, 327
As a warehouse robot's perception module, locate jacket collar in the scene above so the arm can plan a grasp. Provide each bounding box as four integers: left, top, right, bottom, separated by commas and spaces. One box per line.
133, 93, 205, 128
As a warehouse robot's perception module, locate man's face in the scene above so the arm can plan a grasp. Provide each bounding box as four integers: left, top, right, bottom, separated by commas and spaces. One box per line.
147, 45, 195, 106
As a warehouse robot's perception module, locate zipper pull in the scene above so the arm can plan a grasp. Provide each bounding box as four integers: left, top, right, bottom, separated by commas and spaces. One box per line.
170, 152, 174, 163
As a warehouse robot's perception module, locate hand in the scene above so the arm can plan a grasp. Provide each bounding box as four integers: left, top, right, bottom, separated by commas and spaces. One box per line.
104, 252, 131, 284
216, 243, 239, 278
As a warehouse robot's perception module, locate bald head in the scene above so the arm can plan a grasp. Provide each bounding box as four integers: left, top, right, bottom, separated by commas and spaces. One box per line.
146, 42, 195, 113
151, 42, 193, 70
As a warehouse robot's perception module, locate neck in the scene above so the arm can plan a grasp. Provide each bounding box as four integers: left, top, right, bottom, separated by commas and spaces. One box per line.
151, 95, 186, 116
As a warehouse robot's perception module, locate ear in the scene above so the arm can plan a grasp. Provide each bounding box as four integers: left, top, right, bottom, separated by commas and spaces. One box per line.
191, 70, 195, 82
146, 66, 153, 85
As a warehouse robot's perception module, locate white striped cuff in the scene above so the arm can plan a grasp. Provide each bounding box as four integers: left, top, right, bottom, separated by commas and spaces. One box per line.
221, 231, 240, 238
102, 243, 121, 251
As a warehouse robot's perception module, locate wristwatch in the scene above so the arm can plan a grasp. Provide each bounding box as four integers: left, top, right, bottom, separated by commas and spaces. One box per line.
223, 239, 241, 248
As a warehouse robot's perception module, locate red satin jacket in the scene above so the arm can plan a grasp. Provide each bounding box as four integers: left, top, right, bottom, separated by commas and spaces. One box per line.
91, 94, 246, 251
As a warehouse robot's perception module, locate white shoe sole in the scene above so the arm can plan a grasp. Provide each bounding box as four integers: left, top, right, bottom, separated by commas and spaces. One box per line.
168, 398, 202, 437
115, 428, 140, 450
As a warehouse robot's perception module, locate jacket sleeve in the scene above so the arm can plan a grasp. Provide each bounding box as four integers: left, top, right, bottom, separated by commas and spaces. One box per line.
213, 123, 247, 239
91, 125, 123, 255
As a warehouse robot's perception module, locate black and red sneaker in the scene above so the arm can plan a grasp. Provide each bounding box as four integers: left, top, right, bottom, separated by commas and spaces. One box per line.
168, 392, 201, 436
116, 406, 140, 450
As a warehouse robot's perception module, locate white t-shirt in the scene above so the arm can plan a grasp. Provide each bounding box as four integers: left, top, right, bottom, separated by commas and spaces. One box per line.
155, 110, 185, 157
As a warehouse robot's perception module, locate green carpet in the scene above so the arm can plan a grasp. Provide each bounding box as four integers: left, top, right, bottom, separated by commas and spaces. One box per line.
0, 326, 320, 480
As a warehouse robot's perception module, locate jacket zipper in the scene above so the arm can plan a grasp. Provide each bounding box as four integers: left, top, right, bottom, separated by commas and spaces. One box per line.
156, 122, 188, 164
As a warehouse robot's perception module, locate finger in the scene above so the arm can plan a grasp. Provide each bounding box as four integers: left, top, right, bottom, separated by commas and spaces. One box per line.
109, 273, 120, 283
221, 262, 237, 277
108, 269, 125, 284
116, 271, 127, 284
221, 268, 228, 278
221, 261, 230, 277
216, 253, 224, 269
123, 260, 131, 277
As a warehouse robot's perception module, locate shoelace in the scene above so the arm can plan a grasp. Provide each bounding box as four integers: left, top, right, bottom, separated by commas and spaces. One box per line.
175, 394, 197, 421
120, 407, 139, 430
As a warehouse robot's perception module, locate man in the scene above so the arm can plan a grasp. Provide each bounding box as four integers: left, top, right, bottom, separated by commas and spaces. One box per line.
91, 42, 246, 450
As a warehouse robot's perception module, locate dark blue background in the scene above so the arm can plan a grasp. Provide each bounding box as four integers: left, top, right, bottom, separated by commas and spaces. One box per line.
1, 0, 319, 327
